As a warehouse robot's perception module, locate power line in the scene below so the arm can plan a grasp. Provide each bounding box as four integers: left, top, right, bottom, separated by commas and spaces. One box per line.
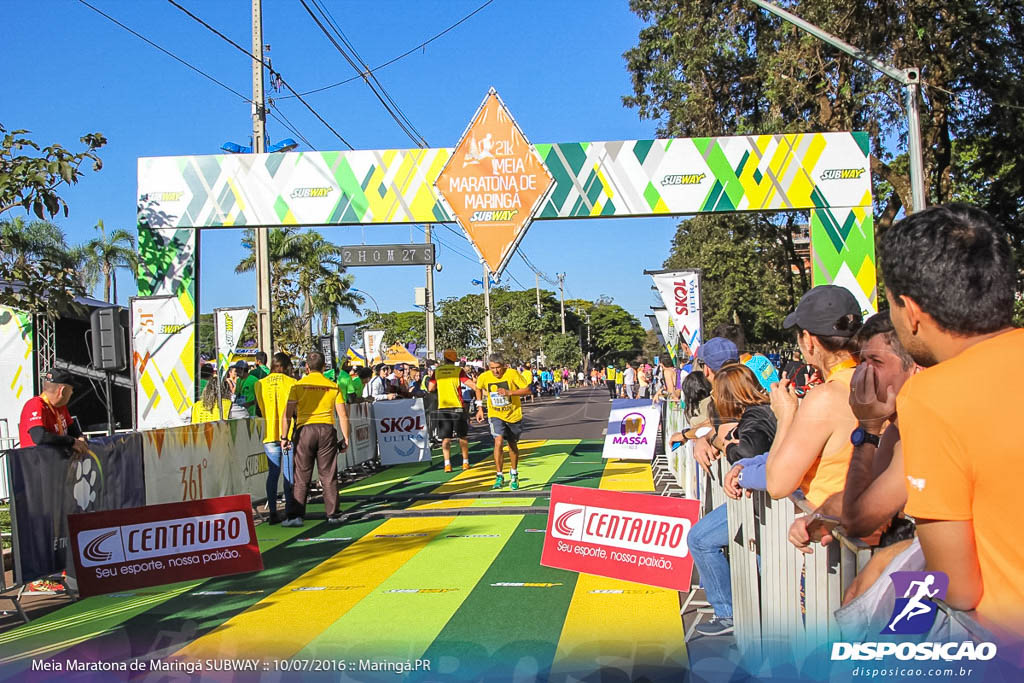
77, 0, 312, 149
165, 0, 354, 149
280, 0, 496, 100
298, 0, 428, 147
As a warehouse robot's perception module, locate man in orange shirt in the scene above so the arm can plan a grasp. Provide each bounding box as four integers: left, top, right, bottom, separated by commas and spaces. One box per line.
880, 204, 1022, 636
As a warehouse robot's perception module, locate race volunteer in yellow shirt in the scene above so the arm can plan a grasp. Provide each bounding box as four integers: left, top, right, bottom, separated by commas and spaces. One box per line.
280, 352, 349, 526
255, 352, 298, 523
474, 353, 531, 490
431, 349, 477, 472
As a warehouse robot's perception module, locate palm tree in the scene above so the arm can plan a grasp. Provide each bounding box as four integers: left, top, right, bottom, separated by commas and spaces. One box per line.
0, 217, 81, 270
235, 227, 302, 276
81, 220, 137, 304
291, 231, 348, 339
311, 269, 364, 335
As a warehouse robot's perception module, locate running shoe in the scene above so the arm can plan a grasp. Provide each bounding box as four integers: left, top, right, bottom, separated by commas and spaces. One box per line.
462, 461, 470, 471
492, 474, 504, 490
281, 517, 303, 528
510, 473, 519, 490
26, 579, 65, 593
444, 463, 452, 473
694, 617, 734, 636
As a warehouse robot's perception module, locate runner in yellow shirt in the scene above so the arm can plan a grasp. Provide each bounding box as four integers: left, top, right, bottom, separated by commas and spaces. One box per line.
521, 364, 535, 403
474, 353, 531, 490
429, 349, 477, 472
255, 352, 298, 524
280, 352, 349, 527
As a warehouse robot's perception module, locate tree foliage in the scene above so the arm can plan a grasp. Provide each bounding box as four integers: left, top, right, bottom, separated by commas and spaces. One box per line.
543, 333, 583, 369
0, 125, 106, 318
359, 311, 427, 350
626, 0, 1024, 331
588, 303, 646, 365
81, 220, 137, 304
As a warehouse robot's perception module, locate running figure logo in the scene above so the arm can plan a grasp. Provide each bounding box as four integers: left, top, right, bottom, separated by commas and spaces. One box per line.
882, 571, 949, 634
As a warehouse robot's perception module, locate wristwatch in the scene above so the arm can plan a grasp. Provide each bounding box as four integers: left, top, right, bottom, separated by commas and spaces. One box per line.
850, 427, 880, 447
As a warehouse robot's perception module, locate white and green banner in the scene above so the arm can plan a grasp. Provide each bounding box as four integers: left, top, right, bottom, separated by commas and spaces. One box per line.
214, 307, 252, 380
131, 295, 194, 430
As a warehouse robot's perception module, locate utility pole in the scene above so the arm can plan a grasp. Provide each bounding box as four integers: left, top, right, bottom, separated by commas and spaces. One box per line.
251, 0, 273, 353
557, 272, 566, 334
482, 262, 493, 356
535, 273, 542, 318
424, 225, 436, 360
750, 0, 926, 212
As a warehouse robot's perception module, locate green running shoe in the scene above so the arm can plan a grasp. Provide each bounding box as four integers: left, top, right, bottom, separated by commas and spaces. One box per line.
510, 473, 519, 491
492, 473, 504, 490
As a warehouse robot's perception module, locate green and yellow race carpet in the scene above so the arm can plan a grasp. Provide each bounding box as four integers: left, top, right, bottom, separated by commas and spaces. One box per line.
0, 439, 687, 681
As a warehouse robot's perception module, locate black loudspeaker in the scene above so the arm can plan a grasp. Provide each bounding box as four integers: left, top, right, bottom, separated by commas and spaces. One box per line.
90, 307, 127, 371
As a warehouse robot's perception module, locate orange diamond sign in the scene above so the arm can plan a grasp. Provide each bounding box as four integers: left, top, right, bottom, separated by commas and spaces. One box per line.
435, 89, 554, 276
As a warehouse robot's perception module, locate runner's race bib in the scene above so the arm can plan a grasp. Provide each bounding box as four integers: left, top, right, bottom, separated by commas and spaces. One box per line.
490, 391, 509, 408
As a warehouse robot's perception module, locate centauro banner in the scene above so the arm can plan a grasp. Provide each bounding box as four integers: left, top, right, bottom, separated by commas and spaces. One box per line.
68, 494, 261, 598
650, 271, 702, 358
214, 307, 252, 379
131, 295, 194, 430
541, 484, 699, 592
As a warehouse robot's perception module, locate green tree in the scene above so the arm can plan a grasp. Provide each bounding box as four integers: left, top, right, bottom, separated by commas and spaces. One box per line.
625, 0, 1024, 325
0, 125, 106, 318
542, 333, 583, 369
663, 214, 793, 345
1, 124, 106, 219
588, 302, 646, 366
0, 217, 87, 318
359, 311, 426, 349
81, 220, 137, 304
311, 269, 362, 336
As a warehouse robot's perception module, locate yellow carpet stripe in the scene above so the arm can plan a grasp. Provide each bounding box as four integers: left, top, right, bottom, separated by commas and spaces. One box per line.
172, 514, 461, 661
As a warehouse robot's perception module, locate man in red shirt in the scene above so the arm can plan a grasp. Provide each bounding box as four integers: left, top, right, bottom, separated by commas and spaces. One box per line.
19, 368, 88, 453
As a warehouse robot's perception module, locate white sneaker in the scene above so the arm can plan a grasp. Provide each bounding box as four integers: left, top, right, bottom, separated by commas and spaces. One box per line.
281, 517, 303, 528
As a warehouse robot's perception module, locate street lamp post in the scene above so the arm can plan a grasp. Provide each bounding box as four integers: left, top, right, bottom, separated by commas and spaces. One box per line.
750, 0, 926, 212
351, 288, 380, 315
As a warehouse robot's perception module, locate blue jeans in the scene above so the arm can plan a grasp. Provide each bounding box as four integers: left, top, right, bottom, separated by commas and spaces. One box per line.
263, 442, 295, 515
689, 503, 732, 618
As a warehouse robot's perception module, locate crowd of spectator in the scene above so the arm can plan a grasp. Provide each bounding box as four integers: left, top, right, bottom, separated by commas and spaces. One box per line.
662, 204, 1022, 643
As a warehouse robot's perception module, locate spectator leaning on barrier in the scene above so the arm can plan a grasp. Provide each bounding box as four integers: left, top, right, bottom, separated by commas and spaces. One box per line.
255, 352, 298, 525
19, 368, 88, 453
280, 351, 350, 527
787, 309, 920, 554
689, 337, 740, 474
712, 322, 780, 392
879, 204, 1023, 635
765, 285, 862, 508
190, 377, 233, 424
690, 363, 778, 637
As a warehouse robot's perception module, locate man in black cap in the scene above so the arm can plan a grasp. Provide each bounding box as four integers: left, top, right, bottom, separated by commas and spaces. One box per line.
766, 285, 863, 509
18, 368, 88, 454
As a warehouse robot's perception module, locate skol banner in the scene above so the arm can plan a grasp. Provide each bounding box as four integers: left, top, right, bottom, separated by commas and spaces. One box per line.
8, 433, 146, 583
363, 330, 385, 365
68, 494, 261, 598
0, 305, 34, 448
541, 484, 699, 592
131, 295, 194, 430
214, 307, 252, 379
650, 270, 702, 358
373, 398, 429, 466
602, 399, 661, 462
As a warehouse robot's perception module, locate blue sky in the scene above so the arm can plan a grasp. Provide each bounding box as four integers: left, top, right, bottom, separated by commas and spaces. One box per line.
5, 0, 678, 325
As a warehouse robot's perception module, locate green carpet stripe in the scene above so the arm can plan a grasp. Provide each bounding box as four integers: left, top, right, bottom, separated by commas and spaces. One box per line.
418, 514, 578, 680
297, 515, 523, 660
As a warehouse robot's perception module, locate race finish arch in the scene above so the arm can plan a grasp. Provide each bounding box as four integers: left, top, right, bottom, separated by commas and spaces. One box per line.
136, 88, 875, 426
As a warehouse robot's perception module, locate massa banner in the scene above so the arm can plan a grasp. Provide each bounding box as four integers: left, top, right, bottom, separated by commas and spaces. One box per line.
602, 400, 661, 462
